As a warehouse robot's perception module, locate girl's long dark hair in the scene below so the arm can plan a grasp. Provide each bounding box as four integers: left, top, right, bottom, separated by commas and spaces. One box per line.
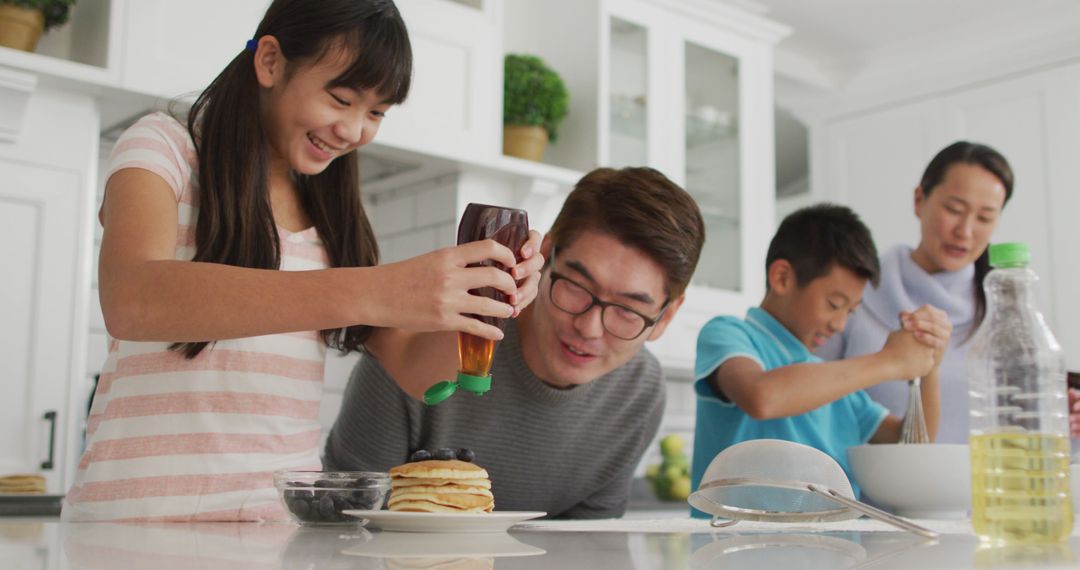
918, 141, 1014, 334
173, 0, 412, 358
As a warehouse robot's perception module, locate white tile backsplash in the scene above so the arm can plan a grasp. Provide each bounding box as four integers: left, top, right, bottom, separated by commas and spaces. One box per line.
371, 192, 416, 236
415, 180, 458, 228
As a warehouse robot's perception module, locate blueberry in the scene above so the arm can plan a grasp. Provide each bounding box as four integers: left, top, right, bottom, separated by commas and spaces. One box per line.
410, 449, 433, 462
314, 479, 336, 488
456, 448, 475, 462
433, 447, 455, 460
331, 493, 354, 520
317, 493, 336, 520
348, 478, 372, 488
354, 491, 381, 510
288, 497, 311, 519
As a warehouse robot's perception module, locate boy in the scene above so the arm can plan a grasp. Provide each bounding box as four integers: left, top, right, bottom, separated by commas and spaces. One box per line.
690, 204, 950, 510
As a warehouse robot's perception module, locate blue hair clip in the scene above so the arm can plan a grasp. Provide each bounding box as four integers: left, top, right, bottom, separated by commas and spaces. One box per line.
245, 39, 258, 53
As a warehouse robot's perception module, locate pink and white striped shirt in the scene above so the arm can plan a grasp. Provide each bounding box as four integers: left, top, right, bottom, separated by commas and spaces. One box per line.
64, 113, 330, 522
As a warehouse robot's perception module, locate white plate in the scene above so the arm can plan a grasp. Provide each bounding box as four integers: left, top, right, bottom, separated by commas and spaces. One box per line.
341, 530, 546, 558
341, 510, 546, 533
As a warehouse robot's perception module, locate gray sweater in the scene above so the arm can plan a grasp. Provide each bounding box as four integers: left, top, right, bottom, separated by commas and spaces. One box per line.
324, 319, 666, 518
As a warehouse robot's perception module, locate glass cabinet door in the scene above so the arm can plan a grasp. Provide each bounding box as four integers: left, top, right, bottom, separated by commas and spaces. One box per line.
608, 18, 648, 168
684, 41, 740, 291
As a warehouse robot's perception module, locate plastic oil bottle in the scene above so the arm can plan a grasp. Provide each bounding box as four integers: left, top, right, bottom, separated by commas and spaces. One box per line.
968, 242, 1073, 543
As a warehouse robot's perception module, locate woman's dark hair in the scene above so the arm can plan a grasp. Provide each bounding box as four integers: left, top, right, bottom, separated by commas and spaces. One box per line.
173, 0, 412, 358
918, 141, 1014, 332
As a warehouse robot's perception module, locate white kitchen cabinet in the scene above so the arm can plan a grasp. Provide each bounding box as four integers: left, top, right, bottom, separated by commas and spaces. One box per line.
0, 88, 97, 493
118, 0, 269, 97
502, 0, 788, 370
376, 0, 500, 163
816, 62, 1080, 366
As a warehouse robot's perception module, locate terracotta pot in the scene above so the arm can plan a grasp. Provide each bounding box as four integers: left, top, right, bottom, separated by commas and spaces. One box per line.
0, 4, 44, 52
503, 125, 548, 162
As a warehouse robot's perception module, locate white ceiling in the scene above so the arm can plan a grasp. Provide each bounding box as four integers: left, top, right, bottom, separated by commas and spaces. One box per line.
737, 0, 1080, 92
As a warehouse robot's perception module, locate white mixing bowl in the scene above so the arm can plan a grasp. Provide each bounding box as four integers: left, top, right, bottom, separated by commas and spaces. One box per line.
848, 443, 970, 519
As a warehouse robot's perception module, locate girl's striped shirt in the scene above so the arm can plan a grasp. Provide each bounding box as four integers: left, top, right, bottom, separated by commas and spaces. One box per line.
63, 113, 329, 522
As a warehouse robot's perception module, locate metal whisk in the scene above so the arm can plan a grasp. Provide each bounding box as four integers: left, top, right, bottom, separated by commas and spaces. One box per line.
899, 377, 929, 444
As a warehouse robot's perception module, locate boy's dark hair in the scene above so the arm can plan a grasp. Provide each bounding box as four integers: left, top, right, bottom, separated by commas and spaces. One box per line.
547, 167, 705, 299
766, 203, 880, 288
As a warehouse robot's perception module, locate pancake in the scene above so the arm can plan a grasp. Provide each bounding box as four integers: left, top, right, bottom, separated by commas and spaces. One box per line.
389, 460, 488, 480
0, 474, 45, 494
386, 557, 494, 570
388, 500, 493, 513
388, 459, 494, 513
388, 491, 493, 510
389, 485, 493, 498
391, 477, 491, 489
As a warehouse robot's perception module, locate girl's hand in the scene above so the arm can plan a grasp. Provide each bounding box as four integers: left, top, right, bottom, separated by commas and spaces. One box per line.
379, 240, 519, 340
508, 230, 545, 317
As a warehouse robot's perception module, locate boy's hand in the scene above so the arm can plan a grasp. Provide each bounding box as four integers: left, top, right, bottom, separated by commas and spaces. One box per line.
880, 328, 936, 380
900, 305, 952, 368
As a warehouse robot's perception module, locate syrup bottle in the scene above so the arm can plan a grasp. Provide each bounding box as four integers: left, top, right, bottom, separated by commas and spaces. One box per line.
424, 203, 529, 405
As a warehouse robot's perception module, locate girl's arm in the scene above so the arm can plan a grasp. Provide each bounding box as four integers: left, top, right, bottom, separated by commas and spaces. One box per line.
100, 168, 523, 342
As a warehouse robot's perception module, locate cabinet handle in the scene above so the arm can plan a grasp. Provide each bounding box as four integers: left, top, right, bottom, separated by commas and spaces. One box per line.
41, 410, 57, 470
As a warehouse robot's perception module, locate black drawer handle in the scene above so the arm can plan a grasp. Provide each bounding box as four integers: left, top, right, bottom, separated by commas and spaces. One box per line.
41, 410, 56, 470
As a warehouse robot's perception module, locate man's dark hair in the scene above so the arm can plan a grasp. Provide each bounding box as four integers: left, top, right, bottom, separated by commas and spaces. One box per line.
766, 203, 880, 288
547, 167, 705, 299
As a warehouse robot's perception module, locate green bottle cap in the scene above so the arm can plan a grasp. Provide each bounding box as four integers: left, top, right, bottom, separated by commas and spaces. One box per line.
457, 372, 492, 395
423, 380, 458, 406
989, 242, 1030, 268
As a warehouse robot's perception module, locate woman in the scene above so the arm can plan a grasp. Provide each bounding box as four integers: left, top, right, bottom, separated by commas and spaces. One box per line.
817, 141, 1012, 444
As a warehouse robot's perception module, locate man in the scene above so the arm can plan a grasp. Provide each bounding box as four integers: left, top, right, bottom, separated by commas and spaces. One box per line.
324, 167, 705, 518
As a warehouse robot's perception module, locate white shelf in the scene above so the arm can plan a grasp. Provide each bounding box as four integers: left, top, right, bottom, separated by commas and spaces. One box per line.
358, 141, 585, 198
483, 154, 585, 187
0, 46, 114, 89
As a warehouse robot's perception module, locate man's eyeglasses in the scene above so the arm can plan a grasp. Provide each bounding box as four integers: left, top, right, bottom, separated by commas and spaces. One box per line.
547, 270, 668, 340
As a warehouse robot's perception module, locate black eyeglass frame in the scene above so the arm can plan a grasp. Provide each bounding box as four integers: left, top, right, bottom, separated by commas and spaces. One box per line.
547, 269, 670, 340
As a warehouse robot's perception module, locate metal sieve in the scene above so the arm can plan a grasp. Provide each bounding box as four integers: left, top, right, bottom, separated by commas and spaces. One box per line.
687, 439, 937, 539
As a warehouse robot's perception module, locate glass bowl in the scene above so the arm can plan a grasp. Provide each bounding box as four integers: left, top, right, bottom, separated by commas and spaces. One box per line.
274, 470, 390, 526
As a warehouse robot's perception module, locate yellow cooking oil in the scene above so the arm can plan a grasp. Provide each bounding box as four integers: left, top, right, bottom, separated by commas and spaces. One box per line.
970, 432, 1073, 544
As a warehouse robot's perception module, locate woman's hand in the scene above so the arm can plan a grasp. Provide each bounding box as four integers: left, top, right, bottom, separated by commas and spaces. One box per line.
374, 239, 519, 340
508, 230, 546, 317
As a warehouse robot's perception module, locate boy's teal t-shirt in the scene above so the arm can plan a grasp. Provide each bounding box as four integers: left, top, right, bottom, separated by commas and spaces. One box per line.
690, 307, 888, 516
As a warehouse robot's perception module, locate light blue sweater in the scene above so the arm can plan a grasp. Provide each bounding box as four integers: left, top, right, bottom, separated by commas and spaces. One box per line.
817, 245, 977, 443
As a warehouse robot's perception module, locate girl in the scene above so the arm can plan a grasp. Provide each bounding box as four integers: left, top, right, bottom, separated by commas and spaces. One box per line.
63, 0, 543, 521
818, 141, 1011, 443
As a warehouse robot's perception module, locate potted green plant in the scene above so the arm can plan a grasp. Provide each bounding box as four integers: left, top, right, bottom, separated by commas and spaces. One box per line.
0, 0, 77, 53
503, 53, 569, 162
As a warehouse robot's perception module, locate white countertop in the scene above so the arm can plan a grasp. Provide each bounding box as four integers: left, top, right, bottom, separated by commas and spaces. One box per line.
2, 515, 1078, 569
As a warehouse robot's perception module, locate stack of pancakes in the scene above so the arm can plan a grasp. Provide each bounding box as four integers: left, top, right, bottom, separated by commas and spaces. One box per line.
388, 460, 494, 513
0, 474, 46, 494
